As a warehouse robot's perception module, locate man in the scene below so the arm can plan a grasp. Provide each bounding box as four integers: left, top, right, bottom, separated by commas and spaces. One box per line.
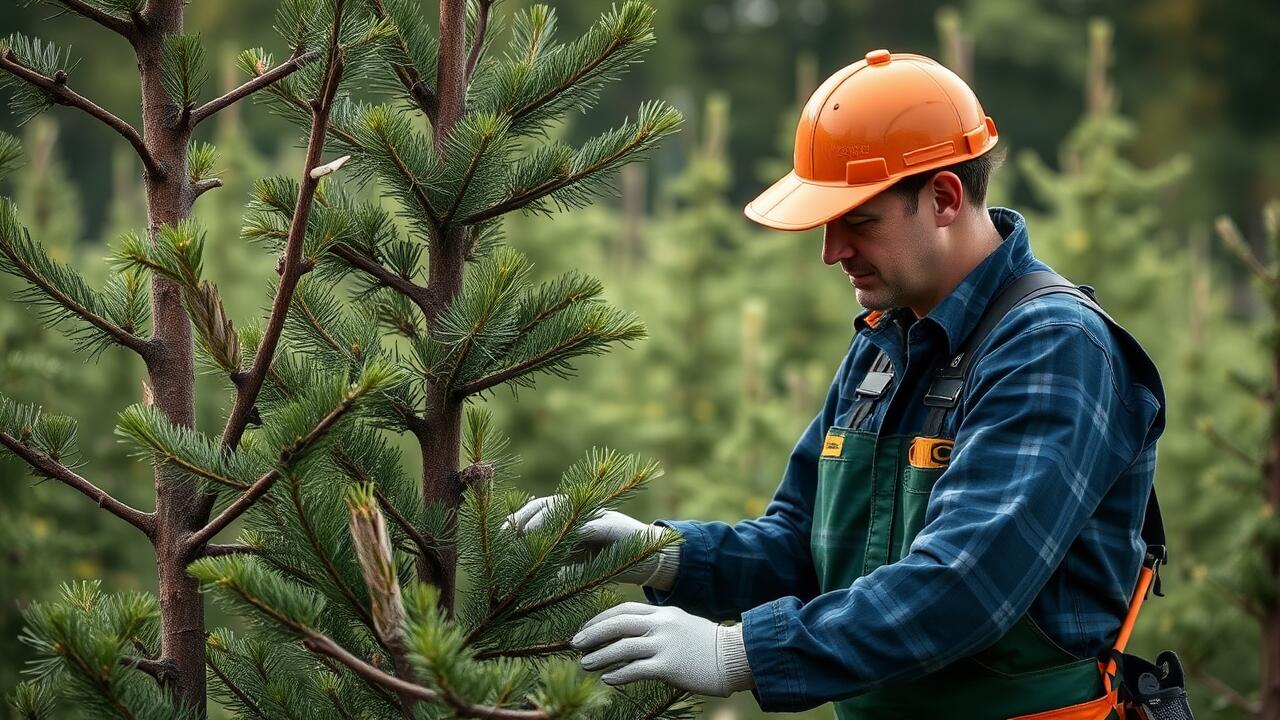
507, 50, 1165, 719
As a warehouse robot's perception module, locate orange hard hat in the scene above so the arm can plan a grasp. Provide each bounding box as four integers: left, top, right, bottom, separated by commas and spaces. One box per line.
745, 49, 998, 231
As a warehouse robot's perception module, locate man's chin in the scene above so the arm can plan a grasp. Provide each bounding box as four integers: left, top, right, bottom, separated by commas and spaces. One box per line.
854, 289, 892, 311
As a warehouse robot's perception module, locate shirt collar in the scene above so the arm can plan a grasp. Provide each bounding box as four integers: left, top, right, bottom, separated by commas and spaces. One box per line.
852, 207, 1037, 356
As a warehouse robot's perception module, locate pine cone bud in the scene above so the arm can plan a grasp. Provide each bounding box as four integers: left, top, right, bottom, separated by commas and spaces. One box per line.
345, 484, 405, 647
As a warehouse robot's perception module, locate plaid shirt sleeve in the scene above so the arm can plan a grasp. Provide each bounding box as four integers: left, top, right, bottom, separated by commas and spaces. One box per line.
663, 299, 1164, 712
639, 345, 857, 619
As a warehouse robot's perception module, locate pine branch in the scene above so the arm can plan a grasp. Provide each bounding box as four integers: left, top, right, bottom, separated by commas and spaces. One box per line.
473, 640, 573, 661
193, 557, 552, 719
329, 447, 442, 560
352, 109, 443, 232
464, 0, 494, 82
301, 633, 552, 720
461, 101, 680, 225
205, 653, 268, 720
188, 368, 378, 551
0, 48, 161, 177
191, 47, 320, 126
285, 471, 379, 633
369, 0, 440, 121
41, 0, 137, 38
454, 307, 644, 398
221, 3, 350, 452
467, 451, 660, 641
330, 242, 431, 315
0, 429, 154, 536
1, 200, 153, 358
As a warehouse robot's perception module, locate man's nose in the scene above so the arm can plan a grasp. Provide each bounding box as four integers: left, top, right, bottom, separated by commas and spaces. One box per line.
821, 224, 854, 266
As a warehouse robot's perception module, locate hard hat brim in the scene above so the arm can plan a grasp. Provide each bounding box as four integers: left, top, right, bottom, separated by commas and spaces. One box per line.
744, 171, 897, 232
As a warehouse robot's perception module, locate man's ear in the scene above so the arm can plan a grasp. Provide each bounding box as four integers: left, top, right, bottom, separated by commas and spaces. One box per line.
928, 171, 964, 227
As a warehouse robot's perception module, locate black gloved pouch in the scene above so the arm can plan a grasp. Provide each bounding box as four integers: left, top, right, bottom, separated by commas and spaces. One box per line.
1113, 650, 1196, 720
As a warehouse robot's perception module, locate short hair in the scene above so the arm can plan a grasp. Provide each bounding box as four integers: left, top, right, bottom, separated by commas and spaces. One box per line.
884, 147, 1007, 213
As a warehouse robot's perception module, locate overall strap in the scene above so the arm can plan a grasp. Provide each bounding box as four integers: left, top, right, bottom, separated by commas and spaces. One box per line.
848, 349, 893, 430
919, 269, 1167, 572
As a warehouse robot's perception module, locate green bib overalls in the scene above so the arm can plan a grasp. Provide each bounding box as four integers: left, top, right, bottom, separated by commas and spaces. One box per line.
810, 272, 1163, 720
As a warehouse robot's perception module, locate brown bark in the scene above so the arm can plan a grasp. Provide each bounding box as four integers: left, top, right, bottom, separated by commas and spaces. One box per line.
134, 0, 208, 710
412, 0, 470, 616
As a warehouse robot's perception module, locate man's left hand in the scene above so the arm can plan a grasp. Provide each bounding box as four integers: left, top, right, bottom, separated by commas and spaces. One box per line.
570, 603, 755, 697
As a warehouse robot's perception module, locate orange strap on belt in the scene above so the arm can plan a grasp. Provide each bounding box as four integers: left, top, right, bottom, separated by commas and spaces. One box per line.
1100, 565, 1156, 695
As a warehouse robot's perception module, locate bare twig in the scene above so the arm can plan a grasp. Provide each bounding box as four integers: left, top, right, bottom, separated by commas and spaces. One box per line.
46, 0, 136, 39
121, 655, 177, 685
302, 633, 552, 720
191, 48, 320, 126
202, 543, 259, 557
0, 430, 154, 536
220, 5, 348, 452
192, 178, 222, 199
0, 51, 162, 177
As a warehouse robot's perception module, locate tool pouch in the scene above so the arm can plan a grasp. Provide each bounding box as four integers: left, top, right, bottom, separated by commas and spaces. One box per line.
1113, 650, 1196, 720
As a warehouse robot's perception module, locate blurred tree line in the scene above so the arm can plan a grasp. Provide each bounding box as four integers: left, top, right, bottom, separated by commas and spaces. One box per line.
1, 0, 1277, 718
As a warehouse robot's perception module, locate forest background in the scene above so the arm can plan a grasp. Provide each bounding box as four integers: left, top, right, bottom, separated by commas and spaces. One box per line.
1, 0, 1277, 718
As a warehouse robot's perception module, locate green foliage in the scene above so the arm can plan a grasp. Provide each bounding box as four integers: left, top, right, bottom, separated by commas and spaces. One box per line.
481, 99, 683, 222
25, 0, 143, 18
10, 679, 56, 720
187, 141, 218, 183
160, 33, 209, 110
366, 0, 440, 108
190, 555, 326, 634
114, 403, 266, 491
0, 34, 78, 125
0, 198, 143, 359
16, 581, 181, 720
471, 2, 659, 137
205, 628, 387, 719
0, 131, 23, 180
0, 393, 80, 464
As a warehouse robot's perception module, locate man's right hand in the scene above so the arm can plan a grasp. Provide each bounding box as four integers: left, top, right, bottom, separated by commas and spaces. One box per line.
503, 495, 680, 587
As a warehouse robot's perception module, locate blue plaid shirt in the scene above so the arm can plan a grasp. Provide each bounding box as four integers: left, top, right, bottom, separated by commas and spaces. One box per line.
644, 208, 1167, 713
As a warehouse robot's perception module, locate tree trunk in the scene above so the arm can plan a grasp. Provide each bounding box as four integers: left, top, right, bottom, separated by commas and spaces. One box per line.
417, 0, 468, 616
136, 1, 207, 711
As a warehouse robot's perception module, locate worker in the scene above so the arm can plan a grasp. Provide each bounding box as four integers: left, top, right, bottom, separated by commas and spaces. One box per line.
507, 50, 1167, 719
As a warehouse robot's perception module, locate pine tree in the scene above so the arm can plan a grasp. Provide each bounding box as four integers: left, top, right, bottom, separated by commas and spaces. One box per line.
1191, 204, 1280, 720
0, 1, 694, 717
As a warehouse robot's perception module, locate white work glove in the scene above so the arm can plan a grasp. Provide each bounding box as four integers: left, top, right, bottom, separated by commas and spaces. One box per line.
503, 495, 680, 588
571, 602, 755, 697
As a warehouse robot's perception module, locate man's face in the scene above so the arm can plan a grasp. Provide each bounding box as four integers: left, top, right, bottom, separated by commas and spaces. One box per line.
821, 190, 944, 314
